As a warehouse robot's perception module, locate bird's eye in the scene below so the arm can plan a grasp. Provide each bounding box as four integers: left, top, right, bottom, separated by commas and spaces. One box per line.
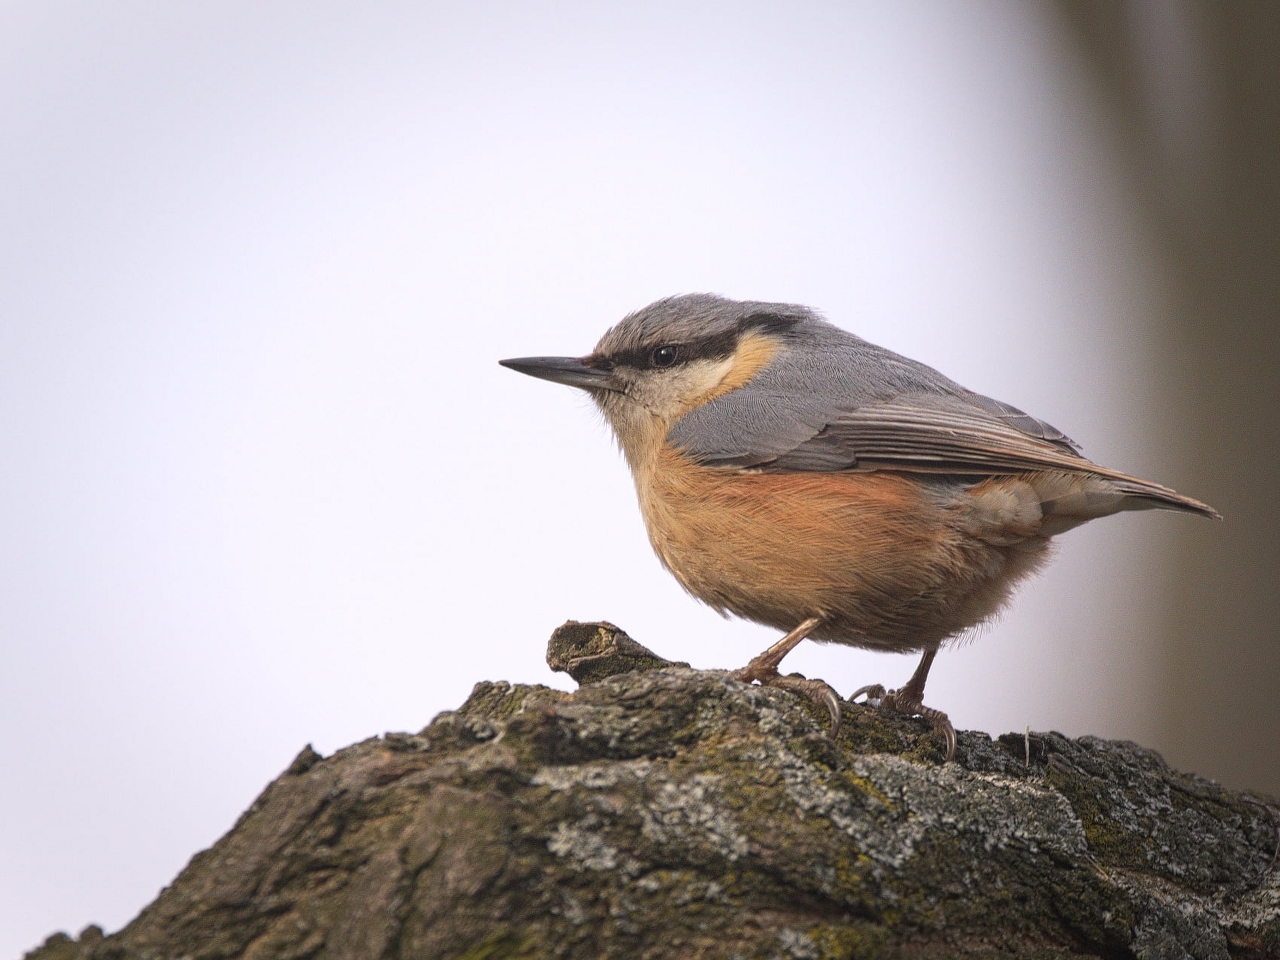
650, 345, 679, 368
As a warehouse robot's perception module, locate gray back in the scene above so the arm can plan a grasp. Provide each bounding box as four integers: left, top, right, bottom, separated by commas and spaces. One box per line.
666, 311, 1078, 471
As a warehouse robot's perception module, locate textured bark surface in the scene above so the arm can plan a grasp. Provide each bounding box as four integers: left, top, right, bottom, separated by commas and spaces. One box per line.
28, 623, 1280, 960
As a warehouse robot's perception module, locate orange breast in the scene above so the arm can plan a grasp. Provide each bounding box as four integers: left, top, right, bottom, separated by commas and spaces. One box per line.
633, 445, 1050, 651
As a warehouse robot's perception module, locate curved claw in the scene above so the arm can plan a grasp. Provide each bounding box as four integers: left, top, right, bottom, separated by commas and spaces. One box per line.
771, 675, 844, 738
733, 667, 844, 738
911, 702, 957, 762
851, 684, 956, 763
936, 716, 958, 762
815, 682, 843, 738
849, 683, 886, 704
730, 618, 841, 737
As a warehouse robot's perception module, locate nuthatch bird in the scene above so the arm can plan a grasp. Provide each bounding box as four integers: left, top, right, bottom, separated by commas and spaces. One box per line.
500, 295, 1219, 759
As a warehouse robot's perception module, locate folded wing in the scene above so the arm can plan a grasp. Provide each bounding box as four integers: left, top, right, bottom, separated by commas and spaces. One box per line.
667, 325, 1217, 518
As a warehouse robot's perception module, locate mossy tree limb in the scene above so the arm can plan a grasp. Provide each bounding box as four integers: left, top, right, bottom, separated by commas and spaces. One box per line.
28, 623, 1280, 960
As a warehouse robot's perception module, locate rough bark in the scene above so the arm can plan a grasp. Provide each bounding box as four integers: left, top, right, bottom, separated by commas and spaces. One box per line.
28, 622, 1280, 960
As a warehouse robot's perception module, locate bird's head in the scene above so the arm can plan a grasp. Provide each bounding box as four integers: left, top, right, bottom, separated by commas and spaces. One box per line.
500, 294, 810, 467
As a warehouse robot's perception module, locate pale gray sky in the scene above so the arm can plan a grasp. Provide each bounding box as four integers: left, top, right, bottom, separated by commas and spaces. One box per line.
2, 2, 1197, 954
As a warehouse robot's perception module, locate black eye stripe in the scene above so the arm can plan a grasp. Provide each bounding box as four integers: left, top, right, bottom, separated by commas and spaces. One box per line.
594, 313, 799, 370
604, 334, 732, 370
739, 312, 801, 338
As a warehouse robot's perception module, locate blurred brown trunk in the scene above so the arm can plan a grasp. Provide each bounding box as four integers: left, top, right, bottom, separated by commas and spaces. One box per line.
1053, 1, 1280, 795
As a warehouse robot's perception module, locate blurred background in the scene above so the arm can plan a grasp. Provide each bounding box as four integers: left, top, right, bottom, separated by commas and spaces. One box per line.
1, 1, 1276, 955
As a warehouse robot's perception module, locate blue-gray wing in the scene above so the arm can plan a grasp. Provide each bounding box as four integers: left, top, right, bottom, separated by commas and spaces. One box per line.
666, 320, 1088, 476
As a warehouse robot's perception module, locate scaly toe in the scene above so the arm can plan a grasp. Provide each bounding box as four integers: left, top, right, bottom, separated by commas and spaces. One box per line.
733, 668, 843, 738
852, 686, 956, 763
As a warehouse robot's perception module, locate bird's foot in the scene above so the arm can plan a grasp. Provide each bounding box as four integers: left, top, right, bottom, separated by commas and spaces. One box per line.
732, 659, 842, 737
850, 683, 956, 762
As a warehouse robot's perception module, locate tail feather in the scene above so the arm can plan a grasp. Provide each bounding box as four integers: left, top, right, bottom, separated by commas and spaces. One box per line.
1028, 470, 1219, 537
1105, 475, 1221, 519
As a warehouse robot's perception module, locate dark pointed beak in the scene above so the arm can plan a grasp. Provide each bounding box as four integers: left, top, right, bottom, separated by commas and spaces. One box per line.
499, 356, 614, 391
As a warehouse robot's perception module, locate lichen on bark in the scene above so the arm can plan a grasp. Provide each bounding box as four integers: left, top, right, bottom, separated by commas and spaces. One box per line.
26, 623, 1280, 960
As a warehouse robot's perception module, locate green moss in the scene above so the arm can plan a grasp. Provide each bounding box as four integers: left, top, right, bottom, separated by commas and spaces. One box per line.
806, 923, 888, 960
823, 859, 885, 921
835, 770, 895, 808
458, 681, 568, 722
1045, 766, 1137, 868
22, 933, 84, 960
457, 929, 544, 960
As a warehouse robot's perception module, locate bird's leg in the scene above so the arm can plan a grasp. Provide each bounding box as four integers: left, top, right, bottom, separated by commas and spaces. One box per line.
731, 617, 842, 736
850, 648, 956, 762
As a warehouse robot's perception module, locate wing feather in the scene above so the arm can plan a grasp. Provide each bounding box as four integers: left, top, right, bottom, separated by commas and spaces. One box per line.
665, 320, 1217, 517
